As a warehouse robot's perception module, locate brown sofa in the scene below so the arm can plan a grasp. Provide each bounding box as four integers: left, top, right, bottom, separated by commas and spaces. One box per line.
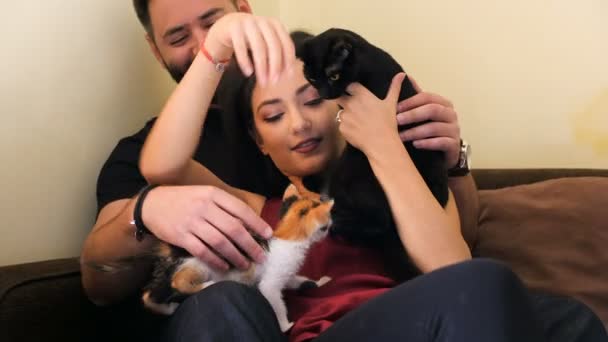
1, 168, 607, 341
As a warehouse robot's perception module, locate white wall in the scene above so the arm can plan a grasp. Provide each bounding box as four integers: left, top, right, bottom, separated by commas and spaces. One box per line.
0, 1, 173, 266
1, 0, 605, 266
279, 0, 608, 168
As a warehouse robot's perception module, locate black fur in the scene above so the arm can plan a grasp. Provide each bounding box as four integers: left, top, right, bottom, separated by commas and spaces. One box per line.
296, 28, 449, 280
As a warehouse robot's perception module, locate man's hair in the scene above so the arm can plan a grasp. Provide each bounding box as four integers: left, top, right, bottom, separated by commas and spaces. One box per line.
133, 0, 239, 35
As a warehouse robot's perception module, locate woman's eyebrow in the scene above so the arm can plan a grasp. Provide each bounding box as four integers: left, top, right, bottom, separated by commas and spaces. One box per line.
256, 99, 281, 113
296, 83, 311, 96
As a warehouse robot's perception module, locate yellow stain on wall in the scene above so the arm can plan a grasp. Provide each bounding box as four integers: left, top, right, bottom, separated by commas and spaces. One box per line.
572, 90, 608, 157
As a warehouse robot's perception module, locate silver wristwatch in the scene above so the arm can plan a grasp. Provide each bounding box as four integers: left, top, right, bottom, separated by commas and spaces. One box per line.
448, 139, 471, 177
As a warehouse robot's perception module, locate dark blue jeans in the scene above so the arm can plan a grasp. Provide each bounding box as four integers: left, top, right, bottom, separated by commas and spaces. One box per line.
163, 259, 607, 342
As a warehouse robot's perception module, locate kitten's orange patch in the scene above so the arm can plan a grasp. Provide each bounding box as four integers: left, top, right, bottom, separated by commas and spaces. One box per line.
273, 198, 333, 241
171, 266, 206, 294
157, 242, 173, 258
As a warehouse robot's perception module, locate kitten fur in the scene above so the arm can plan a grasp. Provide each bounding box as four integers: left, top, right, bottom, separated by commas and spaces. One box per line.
142, 191, 334, 332
296, 28, 449, 280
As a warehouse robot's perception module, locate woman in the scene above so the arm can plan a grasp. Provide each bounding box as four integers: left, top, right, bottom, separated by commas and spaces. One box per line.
139, 12, 601, 342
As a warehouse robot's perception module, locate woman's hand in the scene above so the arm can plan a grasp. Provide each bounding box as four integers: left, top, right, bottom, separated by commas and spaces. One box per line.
204, 13, 295, 86
396, 76, 461, 168
336, 73, 406, 157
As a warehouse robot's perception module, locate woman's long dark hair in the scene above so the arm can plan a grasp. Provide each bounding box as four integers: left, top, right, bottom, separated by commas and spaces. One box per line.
215, 30, 315, 198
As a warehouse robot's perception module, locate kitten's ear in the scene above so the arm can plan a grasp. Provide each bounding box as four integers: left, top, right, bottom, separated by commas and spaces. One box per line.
287, 176, 322, 201
332, 40, 353, 62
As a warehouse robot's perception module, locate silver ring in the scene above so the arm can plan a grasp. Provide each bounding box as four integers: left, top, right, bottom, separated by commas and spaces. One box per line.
335, 109, 344, 123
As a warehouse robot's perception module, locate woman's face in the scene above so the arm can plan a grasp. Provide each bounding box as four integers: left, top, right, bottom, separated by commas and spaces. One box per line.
251, 60, 345, 178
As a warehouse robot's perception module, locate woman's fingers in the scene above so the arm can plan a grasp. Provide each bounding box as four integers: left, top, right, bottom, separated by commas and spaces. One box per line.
231, 24, 253, 76
243, 18, 269, 85
256, 18, 283, 84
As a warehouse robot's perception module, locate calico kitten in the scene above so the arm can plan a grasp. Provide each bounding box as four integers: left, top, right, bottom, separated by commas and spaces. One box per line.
141, 185, 333, 332
296, 28, 449, 279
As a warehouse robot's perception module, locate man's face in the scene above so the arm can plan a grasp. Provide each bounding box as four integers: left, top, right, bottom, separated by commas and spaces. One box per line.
146, 0, 251, 82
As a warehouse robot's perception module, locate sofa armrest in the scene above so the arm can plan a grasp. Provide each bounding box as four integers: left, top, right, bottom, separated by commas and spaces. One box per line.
0, 258, 100, 341
0, 258, 166, 341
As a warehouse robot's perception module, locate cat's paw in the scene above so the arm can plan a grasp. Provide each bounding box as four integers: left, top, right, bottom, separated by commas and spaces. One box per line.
202, 280, 216, 289
279, 320, 294, 332
142, 291, 180, 315
316, 276, 332, 287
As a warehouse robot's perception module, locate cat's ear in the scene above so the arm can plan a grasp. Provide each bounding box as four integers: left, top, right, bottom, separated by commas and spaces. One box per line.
333, 40, 353, 62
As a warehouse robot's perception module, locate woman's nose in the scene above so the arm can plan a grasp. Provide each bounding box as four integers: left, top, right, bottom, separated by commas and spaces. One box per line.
290, 109, 312, 134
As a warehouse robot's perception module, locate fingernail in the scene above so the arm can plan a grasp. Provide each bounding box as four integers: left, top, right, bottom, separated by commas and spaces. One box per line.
264, 226, 274, 239
257, 251, 267, 263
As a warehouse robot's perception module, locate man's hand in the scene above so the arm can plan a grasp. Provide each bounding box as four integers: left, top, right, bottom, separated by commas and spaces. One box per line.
396, 76, 461, 168
141, 186, 273, 271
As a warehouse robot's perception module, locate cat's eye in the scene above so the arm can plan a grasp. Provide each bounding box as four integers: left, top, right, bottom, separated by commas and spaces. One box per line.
329, 73, 340, 81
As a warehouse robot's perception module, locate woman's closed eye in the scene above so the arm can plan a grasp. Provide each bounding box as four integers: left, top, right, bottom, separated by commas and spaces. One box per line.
263, 112, 284, 123
304, 98, 324, 107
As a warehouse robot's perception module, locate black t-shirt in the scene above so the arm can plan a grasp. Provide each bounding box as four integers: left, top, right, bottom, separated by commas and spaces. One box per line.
96, 104, 288, 215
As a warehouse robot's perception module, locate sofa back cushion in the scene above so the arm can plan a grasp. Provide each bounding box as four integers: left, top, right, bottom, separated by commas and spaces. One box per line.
476, 177, 608, 323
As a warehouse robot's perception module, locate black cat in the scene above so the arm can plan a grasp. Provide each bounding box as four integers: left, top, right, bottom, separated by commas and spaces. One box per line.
296, 28, 449, 279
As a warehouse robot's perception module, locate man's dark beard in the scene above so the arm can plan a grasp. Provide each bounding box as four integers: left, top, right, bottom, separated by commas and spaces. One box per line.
163, 56, 193, 83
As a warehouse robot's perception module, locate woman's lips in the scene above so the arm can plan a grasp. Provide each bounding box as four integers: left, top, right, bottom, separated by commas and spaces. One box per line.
292, 138, 321, 153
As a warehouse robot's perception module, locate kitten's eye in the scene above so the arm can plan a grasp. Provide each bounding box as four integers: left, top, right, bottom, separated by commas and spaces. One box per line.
308, 78, 316, 83
329, 74, 340, 81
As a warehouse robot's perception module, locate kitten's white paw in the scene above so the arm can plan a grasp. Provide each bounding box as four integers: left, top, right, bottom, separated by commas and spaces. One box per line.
316, 276, 332, 287
202, 280, 216, 288
142, 291, 180, 315
280, 320, 294, 332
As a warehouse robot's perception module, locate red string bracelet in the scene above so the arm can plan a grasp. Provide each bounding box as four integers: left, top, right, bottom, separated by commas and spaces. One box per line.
200, 42, 230, 72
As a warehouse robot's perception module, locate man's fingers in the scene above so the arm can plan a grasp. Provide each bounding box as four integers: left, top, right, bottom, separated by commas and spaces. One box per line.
181, 235, 229, 271
397, 103, 456, 126
412, 136, 459, 154
397, 92, 454, 113
193, 214, 252, 270
205, 204, 266, 265
210, 188, 273, 239
399, 121, 459, 142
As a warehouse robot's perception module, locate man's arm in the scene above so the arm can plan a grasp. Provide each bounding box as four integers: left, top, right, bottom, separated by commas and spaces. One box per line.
81, 184, 273, 306
80, 198, 156, 306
